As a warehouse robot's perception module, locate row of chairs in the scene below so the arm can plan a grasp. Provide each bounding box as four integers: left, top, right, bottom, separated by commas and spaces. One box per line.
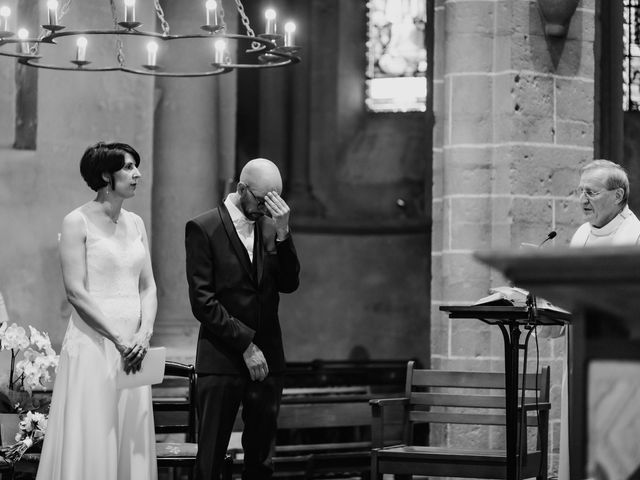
4, 360, 551, 480
158, 360, 551, 480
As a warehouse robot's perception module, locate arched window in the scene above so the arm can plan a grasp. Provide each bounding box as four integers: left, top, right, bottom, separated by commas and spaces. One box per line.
366, 0, 427, 112
623, 0, 640, 111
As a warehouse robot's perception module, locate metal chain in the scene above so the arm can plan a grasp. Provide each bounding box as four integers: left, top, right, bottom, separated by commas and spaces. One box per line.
218, 0, 226, 30
153, 0, 170, 36
234, 0, 262, 50
234, 0, 255, 37
108, 0, 126, 67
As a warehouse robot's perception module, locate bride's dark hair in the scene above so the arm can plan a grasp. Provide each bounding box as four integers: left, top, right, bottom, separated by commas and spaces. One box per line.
80, 141, 141, 191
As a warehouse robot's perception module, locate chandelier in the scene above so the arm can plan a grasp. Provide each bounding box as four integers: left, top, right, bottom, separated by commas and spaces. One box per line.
0, 0, 300, 77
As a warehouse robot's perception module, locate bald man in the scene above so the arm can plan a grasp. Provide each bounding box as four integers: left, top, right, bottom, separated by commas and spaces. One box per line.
185, 158, 301, 480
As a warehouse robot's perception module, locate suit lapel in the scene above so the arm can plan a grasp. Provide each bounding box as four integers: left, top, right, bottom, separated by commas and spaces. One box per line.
254, 219, 264, 285
218, 206, 254, 280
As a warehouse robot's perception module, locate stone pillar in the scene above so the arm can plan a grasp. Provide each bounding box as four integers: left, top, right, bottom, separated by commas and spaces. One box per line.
152, 1, 236, 361
285, 0, 325, 217
431, 0, 595, 474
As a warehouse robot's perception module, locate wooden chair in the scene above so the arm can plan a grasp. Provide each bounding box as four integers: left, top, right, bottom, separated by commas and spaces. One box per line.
370, 361, 550, 480
153, 361, 198, 480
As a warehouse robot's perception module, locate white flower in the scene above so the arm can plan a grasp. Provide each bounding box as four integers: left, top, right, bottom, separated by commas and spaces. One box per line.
28, 326, 52, 352
2, 324, 30, 351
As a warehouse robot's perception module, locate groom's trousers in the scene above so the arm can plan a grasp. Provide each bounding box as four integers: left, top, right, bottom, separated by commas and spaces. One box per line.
195, 374, 284, 480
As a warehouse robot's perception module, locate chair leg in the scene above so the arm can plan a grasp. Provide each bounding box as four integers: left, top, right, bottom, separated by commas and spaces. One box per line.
222, 454, 233, 480
370, 450, 380, 480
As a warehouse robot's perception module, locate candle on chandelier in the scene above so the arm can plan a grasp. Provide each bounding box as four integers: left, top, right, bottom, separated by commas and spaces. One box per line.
76, 36, 87, 62
213, 38, 226, 65
46, 0, 59, 26
17, 28, 29, 54
124, 0, 135, 23
264, 8, 276, 35
205, 0, 218, 26
284, 21, 295, 47
146, 41, 158, 67
0, 6, 10, 32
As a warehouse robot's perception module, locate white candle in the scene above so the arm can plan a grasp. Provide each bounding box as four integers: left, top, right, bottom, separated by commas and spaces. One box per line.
0, 6, 10, 32
213, 38, 226, 64
124, 0, 135, 23
17, 28, 29, 54
264, 8, 276, 35
205, 0, 218, 26
284, 21, 295, 47
146, 41, 158, 66
76, 36, 87, 62
46, 0, 58, 25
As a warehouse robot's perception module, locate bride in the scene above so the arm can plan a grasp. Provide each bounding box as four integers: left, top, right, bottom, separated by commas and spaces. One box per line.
36, 142, 158, 480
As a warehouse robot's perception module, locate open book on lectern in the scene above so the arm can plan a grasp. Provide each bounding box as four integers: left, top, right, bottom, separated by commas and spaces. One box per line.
474, 285, 570, 315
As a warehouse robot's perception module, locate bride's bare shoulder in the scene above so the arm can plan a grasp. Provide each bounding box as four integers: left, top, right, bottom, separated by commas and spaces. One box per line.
62, 204, 92, 230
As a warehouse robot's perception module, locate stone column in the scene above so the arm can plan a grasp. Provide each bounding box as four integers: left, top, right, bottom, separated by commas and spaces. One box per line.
152, 1, 236, 361
431, 0, 595, 473
285, 0, 324, 217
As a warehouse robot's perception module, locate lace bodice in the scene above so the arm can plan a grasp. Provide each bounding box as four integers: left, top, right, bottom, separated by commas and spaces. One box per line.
62, 209, 146, 356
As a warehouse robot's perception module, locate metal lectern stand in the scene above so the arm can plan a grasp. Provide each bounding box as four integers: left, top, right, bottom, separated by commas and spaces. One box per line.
439, 304, 570, 480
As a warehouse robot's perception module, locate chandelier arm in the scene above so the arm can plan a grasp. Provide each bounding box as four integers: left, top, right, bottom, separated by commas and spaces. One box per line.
40, 30, 281, 45
19, 56, 235, 77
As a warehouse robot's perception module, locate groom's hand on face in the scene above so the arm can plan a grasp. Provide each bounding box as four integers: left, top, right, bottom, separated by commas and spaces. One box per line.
265, 191, 290, 240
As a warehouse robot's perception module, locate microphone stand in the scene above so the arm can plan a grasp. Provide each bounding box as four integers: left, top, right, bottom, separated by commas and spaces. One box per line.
516, 292, 539, 478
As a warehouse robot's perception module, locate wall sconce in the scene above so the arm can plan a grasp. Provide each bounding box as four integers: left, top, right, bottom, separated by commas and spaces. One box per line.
536, 0, 580, 37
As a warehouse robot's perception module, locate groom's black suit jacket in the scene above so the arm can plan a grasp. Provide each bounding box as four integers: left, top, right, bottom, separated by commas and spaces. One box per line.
185, 204, 300, 375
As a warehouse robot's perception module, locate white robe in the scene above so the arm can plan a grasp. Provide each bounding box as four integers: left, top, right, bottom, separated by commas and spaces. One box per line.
558, 205, 640, 480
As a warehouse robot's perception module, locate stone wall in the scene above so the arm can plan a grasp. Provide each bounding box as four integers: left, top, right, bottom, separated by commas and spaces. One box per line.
431, 0, 595, 475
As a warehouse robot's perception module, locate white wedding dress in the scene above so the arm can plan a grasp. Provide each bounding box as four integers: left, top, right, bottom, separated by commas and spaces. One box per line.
36, 209, 157, 480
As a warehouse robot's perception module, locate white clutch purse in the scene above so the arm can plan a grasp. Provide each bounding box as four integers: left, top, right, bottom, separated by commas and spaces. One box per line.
116, 346, 167, 390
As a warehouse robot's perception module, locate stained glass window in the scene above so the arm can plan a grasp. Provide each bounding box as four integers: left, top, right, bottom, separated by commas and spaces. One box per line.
623, 0, 640, 111
366, 0, 427, 112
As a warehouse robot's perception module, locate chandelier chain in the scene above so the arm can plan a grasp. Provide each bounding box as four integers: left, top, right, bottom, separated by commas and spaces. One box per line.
153, 0, 171, 36
218, 1, 227, 30
108, 0, 126, 67
235, 0, 255, 37
234, 0, 261, 50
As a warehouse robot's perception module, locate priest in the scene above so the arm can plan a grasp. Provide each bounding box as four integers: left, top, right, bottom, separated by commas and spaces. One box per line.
559, 159, 640, 480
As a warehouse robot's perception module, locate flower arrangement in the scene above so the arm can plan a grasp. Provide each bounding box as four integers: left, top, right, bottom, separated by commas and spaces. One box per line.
0, 410, 47, 464
0, 322, 59, 412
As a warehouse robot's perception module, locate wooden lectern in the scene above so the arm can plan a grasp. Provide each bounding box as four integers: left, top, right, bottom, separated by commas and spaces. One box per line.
475, 246, 640, 480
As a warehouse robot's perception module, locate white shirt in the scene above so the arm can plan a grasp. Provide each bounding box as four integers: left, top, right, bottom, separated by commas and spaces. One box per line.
224, 193, 255, 262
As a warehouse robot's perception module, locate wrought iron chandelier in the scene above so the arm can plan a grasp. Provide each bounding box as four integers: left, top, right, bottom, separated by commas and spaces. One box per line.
0, 0, 300, 77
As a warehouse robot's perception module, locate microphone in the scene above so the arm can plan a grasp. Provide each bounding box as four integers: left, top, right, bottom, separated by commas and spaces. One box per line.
538, 231, 557, 248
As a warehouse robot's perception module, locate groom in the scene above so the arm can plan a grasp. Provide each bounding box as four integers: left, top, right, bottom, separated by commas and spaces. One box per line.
185, 158, 300, 480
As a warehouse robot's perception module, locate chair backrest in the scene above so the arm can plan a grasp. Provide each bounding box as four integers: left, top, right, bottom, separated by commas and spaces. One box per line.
403, 361, 550, 448
152, 361, 197, 443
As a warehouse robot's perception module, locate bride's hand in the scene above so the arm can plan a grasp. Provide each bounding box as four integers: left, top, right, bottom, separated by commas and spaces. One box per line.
115, 340, 138, 374
123, 331, 151, 373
